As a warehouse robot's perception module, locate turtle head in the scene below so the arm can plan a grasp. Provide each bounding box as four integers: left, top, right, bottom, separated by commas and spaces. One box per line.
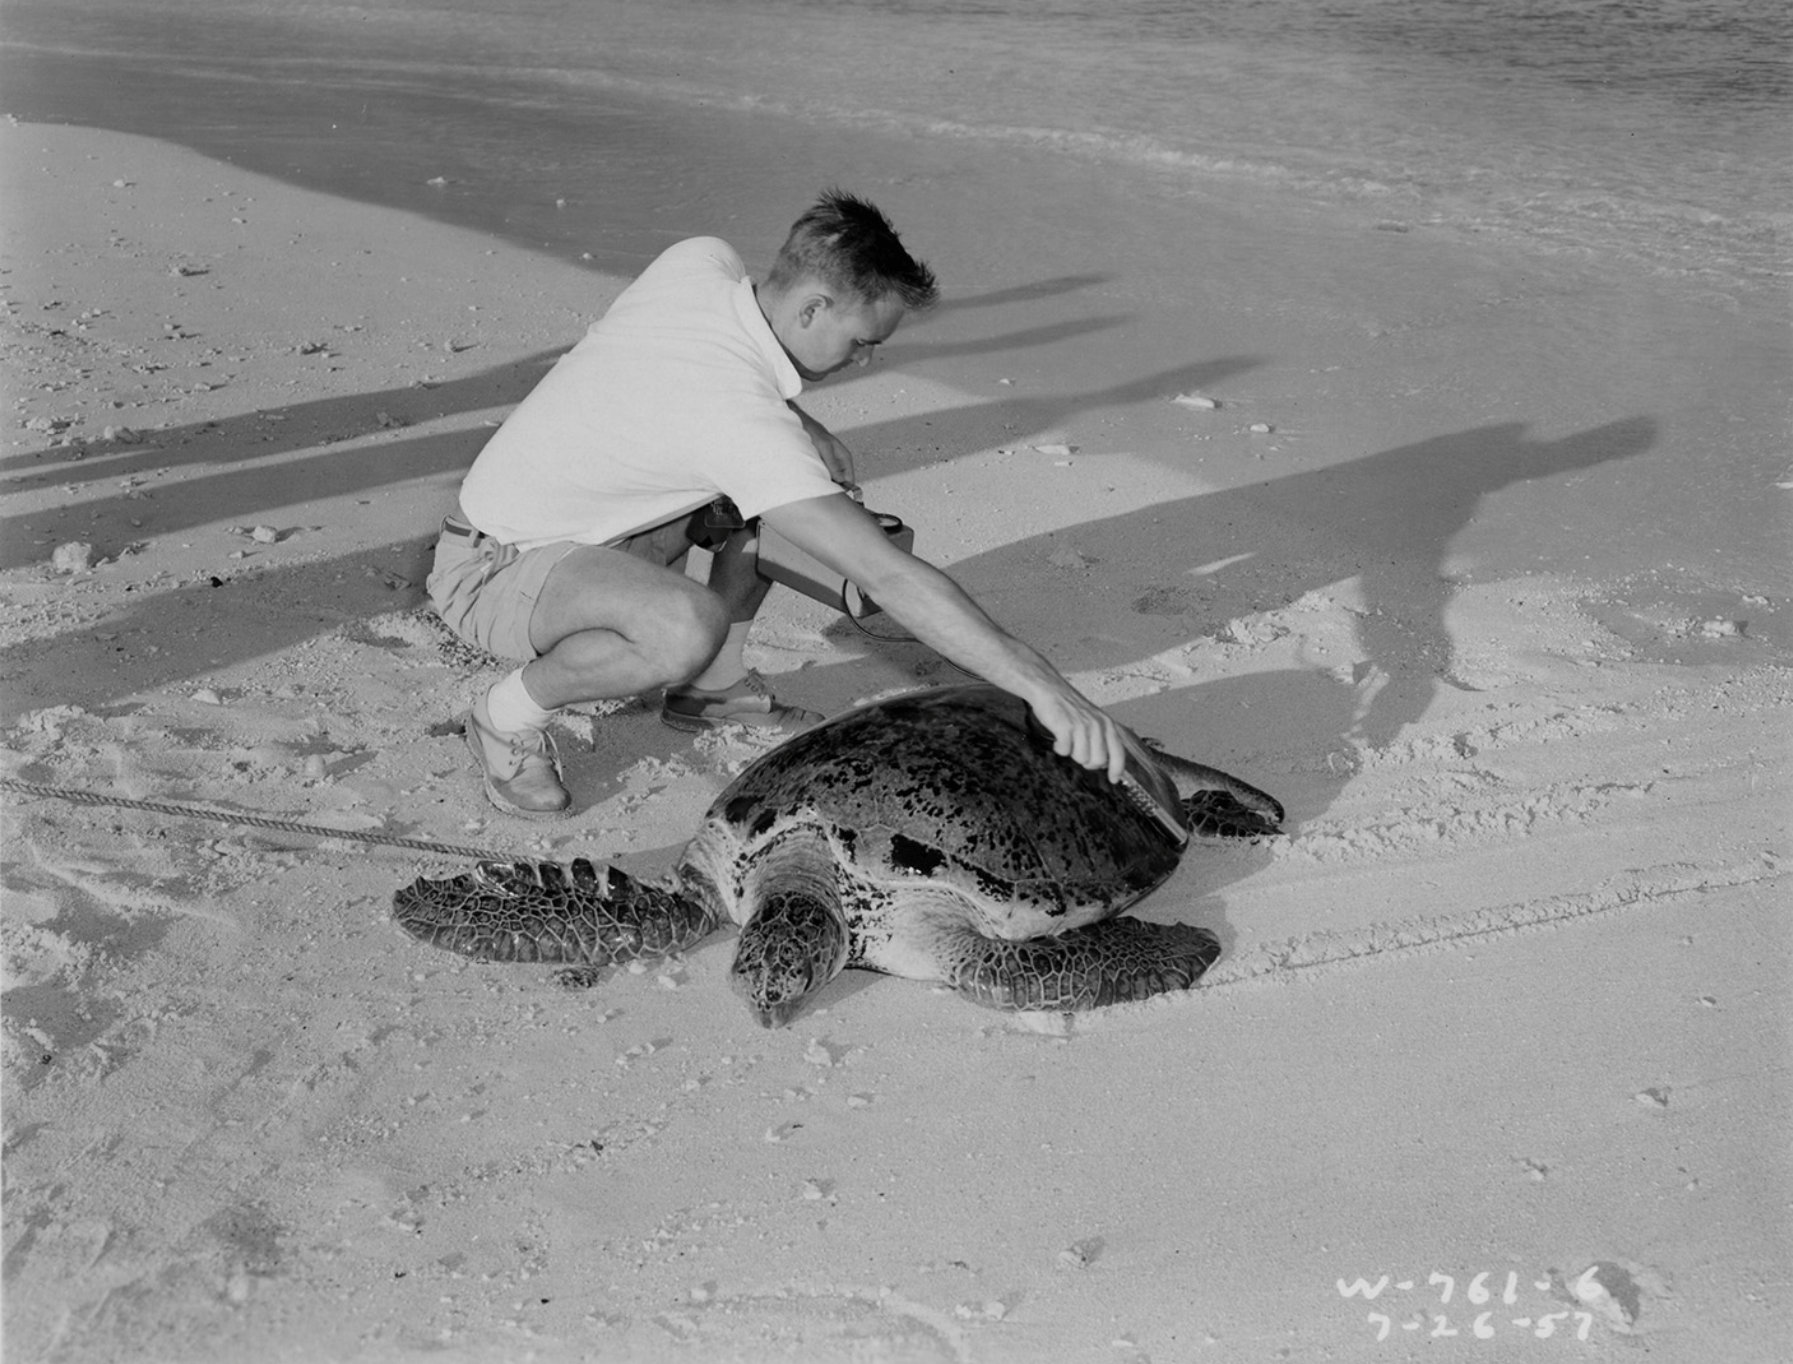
730, 890, 850, 1028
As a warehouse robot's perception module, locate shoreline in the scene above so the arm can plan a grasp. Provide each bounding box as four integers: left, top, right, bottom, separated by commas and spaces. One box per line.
5, 0, 1787, 300
2, 121, 1788, 1362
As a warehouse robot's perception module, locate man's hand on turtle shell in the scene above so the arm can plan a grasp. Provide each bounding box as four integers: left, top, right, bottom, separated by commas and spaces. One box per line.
1030, 689, 1128, 783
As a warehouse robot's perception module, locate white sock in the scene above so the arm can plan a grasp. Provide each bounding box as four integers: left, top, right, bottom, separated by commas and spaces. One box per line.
688, 621, 752, 692
484, 667, 555, 733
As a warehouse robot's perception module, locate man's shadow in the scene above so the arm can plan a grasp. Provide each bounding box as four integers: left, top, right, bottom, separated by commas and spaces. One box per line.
833, 416, 1658, 824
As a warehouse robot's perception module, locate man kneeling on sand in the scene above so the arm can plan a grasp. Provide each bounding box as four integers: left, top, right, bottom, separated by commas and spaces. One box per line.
428, 189, 1126, 817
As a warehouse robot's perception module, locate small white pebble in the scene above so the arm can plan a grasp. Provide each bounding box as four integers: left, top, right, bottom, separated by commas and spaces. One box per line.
1059, 1237, 1101, 1268
1171, 392, 1218, 409
1012, 1011, 1072, 1037
1248, 422, 1274, 434
51, 541, 95, 574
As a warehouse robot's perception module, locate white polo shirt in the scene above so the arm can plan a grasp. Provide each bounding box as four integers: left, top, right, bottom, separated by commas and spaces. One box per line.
459, 237, 841, 551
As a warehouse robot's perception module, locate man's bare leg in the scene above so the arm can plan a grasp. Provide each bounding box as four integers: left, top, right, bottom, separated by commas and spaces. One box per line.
662, 528, 821, 731
469, 530, 820, 816
686, 528, 773, 691
459, 545, 724, 818
523, 544, 732, 707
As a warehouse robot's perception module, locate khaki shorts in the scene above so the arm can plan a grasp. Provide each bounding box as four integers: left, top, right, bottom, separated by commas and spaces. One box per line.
426, 514, 699, 662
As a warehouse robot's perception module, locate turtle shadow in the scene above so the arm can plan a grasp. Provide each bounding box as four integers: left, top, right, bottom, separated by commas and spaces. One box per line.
804, 967, 888, 1017
1145, 845, 1278, 970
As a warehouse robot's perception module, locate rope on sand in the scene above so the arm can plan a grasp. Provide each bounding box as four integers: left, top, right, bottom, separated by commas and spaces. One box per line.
0, 776, 518, 862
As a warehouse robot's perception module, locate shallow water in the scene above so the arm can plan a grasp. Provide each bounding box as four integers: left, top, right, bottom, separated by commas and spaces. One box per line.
4, 0, 1788, 294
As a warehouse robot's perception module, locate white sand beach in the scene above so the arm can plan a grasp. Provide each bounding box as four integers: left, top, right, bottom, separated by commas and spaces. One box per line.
2, 115, 1788, 1363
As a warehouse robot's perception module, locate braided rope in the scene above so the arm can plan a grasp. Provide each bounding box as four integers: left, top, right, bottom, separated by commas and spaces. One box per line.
0, 776, 518, 862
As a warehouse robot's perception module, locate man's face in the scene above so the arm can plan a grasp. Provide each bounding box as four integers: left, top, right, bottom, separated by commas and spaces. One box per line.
784, 291, 906, 382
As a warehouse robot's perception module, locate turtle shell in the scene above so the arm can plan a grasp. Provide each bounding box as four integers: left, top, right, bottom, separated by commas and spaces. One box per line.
700, 684, 1183, 934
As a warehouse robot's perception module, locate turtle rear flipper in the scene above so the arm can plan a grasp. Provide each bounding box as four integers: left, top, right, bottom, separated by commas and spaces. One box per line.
1181, 790, 1284, 840
1144, 748, 1285, 837
940, 917, 1221, 1012
392, 857, 718, 965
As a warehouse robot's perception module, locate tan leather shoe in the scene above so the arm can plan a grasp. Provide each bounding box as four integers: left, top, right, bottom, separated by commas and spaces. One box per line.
464, 693, 571, 818
661, 670, 823, 734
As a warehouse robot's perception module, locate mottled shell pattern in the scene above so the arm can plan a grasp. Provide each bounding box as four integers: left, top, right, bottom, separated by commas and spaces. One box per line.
682, 685, 1182, 941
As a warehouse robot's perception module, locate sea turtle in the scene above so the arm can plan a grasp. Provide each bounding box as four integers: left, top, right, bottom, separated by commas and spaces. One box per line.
393, 683, 1283, 1026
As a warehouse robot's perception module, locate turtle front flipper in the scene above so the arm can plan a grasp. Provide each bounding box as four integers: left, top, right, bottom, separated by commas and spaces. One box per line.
393, 858, 719, 965
941, 916, 1221, 1012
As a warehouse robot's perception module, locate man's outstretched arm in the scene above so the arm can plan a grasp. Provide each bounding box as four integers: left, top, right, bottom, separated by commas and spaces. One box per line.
760, 492, 1126, 780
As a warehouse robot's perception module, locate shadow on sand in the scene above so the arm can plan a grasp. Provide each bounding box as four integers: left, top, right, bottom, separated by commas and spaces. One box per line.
0, 351, 566, 570
8, 396, 1655, 772
917, 416, 1658, 816
4, 386, 1655, 985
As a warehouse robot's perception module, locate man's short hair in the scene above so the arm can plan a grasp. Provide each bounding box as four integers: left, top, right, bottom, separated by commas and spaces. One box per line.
767, 190, 939, 310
